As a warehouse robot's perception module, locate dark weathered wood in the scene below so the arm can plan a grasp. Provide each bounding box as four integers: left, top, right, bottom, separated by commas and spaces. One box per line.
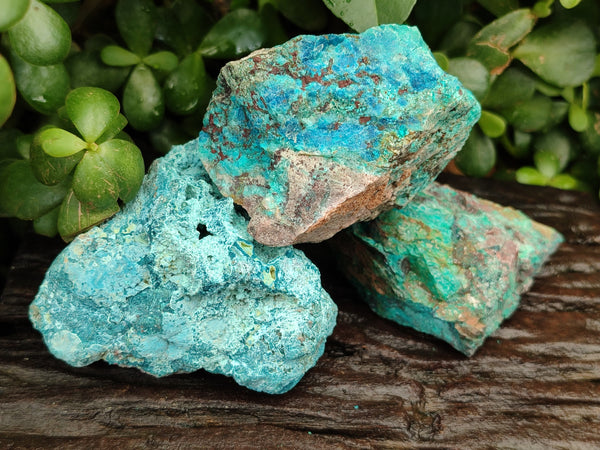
2, 175, 600, 448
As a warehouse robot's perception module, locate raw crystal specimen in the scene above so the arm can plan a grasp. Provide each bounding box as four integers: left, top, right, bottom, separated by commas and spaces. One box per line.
332, 183, 563, 356
198, 24, 481, 247
29, 141, 337, 394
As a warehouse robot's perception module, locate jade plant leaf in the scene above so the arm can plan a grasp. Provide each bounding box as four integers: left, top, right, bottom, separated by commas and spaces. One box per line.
467, 9, 536, 75
33, 205, 59, 237
501, 94, 553, 132
9, 50, 69, 115
57, 189, 119, 242
30, 129, 84, 185
8, 0, 71, 65
39, 127, 87, 157
410, 0, 462, 46
115, 0, 157, 57
65, 87, 121, 143
568, 103, 589, 132
533, 129, 572, 171
97, 139, 145, 202
66, 50, 130, 92
516, 166, 548, 186
164, 52, 210, 115
96, 114, 128, 145
198, 8, 267, 59
476, 0, 519, 17
123, 63, 164, 131
478, 110, 506, 138
446, 57, 489, 101
100, 45, 141, 67
454, 127, 496, 177
0, 0, 29, 31
143, 51, 178, 72
72, 151, 120, 210
514, 21, 596, 87
0, 54, 16, 127
483, 67, 536, 110
0, 159, 70, 220
322, 0, 417, 32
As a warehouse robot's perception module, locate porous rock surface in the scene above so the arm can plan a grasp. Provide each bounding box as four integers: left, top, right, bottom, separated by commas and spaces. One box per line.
332, 183, 563, 356
198, 24, 481, 246
29, 141, 337, 394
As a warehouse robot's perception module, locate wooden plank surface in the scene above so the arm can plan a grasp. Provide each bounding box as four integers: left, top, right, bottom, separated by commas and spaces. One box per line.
1, 174, 600, 448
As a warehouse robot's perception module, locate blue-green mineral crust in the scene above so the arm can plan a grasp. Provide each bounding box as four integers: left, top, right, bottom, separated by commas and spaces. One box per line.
333, 183, 563, 356
198, 24, 481, 247
29, 141, 337, 394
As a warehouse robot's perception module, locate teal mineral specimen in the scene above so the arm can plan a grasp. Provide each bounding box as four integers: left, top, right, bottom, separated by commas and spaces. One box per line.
332, 183, 563, 356
29, 141, 337, 394
198, 24, 480, 247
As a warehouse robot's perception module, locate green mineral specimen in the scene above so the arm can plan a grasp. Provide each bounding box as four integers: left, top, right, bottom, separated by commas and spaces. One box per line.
332, 183, 563, 356
29, 140, 337, 394
198, 24, 480, 247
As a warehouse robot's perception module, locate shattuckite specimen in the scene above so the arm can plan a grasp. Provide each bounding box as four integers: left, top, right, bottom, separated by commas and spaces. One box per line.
30, 140, 337, 394
332, 183, 563, 356
198, 24, 481, 246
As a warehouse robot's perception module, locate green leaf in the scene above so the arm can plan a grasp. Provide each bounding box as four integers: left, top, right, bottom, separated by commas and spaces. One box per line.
439, 20, 479, 58
8, 0, 71, 65
9, 51, 69, 115
515, 166, 549, 186
0, 0, 29, 31
0, 54, 16, 127
336, 0, 415, 32
454, 127, 497, 177
57, 189, 119, 242
96, 114, 128, 145
580, 112, 600, 155
33, 205, 59, 237
433, 52, 449, 72
507, 129, 532, 159
548, 173, 579, 190
66, 50, 130, 92
446, 57, 489, 101
198, 9, 267, 59
100, 45, 140, 67
514, 21, 596, 87
72, 151, 120, 210
123, 64, 164, 131
143, 51, 178, 72
478, 110, 506, 138
476, 0, 519, 17
65, 87, 121, 144
532, 0, 553, 18
259, 2, 288, 47
322, 0, 416, 32
533, 129, 573, 171
483, 67, 536, 109
534, 150, 561, 178
164, 52, 211, 115
410, 0, 462, 47
39, 127, 87, 157
467, 9, 537, 75
115, 0, 157, 56
560, 0, 582, 9
97, 139, 145, 203
568, 103, 589, 132
0, 159, 69, 220
276, 0, 328, 31
535, 79, 564, 97
501, 94, 553, 132
30, 128, 84, 185
155, 0, 213, 56
149, 119, 192, 155
0, 128, 23, 160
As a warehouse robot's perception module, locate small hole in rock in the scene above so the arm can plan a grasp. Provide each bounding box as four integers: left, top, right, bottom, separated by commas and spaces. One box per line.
401, 258, 411, 274
197, 224, 213, 239
234, 204, 250, 221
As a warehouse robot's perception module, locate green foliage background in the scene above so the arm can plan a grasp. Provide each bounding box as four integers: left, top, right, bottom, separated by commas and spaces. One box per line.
1, 0, 599, 288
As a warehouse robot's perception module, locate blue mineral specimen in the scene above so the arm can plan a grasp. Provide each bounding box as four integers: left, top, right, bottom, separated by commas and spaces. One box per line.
332, 183, 563, 356
29, 140, 337, 394
198, 24, 481, 247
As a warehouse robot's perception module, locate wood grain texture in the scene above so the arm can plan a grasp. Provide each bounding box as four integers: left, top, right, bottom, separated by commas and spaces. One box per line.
1, 175, 600, 448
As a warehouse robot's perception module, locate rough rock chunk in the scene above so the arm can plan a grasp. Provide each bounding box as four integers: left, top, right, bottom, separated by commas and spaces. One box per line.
198, 24, 481, 246
29, 141, 337, 394
332, 183, 563, 356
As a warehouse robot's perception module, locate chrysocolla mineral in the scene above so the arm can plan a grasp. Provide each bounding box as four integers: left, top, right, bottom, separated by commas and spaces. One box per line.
332, 183, 563, 356
198, 24, 481, 247
29, 140, 337, 394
